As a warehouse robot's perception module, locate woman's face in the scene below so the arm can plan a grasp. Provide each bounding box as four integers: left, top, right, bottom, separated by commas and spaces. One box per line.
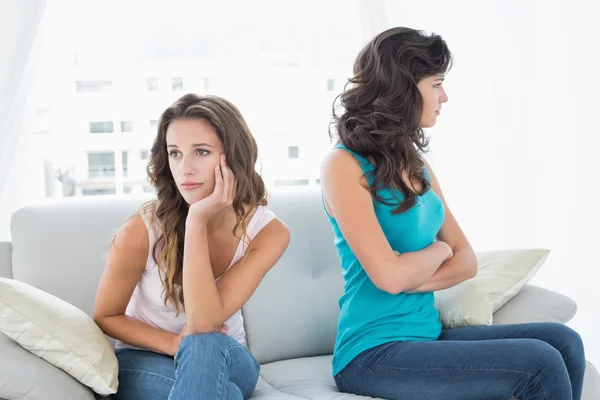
166, 118, 225, 205
417, 74, 449, 128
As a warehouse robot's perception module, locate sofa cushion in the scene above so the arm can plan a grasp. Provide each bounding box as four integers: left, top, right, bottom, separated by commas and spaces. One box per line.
0, 332, 95, 400
251, 378, 307, 399
434, 248, 549, 328
260, 355, 380, 399
492, 284, 577, 325
0, 278, 118, 395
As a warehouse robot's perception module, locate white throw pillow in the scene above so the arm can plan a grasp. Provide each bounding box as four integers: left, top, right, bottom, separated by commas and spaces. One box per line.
0, 278, 118, 395
434, 248, 550, 329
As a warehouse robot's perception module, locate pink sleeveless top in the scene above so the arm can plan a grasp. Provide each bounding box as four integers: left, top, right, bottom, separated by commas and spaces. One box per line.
114, 205, 276, 350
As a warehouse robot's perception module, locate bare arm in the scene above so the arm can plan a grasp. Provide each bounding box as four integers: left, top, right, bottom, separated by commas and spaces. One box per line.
93, 214, 181, 356
183, 217, 290, 334
182, 154, 290, 334
320, 149, 452, 295
407, 159, 478, 293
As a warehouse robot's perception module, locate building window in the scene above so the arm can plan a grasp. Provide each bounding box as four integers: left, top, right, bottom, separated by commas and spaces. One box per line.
82, 188, 116, 196
76, 80, 112, 93
89, 121, 114, 134
172, 77, 184, 91
147, 77, 159, 91
288, 146, 299, 159
140, 150, 149, 160
88, 152, 115, 178
149, 120, 158, 132
121, 121, 134, 133
122, 151, 129, 177
326, 78, 336, 91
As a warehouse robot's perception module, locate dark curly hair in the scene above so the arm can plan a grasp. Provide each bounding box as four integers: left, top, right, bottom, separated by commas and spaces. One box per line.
330, 27, 452, 213
143, 94, 267, 314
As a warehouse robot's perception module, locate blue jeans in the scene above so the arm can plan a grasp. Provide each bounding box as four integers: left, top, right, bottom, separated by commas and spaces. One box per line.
335, 322, 585, 400
115, 332, 260, 400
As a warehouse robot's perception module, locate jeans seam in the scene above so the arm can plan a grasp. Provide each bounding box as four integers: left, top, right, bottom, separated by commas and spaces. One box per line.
373, 364, 549, 397
336, 372, 361, 395
353, 341, 398, 385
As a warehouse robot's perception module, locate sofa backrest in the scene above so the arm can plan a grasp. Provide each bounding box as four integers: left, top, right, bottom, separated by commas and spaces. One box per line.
8, 187, 343, 363
0, 242, 12, 279
10, 195, 148, 316
242, 187, 343, 364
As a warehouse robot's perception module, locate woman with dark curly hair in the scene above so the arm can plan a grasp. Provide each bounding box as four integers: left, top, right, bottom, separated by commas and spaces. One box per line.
93, 94, 290, 399
321, 27, 585, 399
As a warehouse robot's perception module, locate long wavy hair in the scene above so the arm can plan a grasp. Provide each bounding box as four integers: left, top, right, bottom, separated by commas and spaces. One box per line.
331, 27, 452, 213
143, 94, 267, 314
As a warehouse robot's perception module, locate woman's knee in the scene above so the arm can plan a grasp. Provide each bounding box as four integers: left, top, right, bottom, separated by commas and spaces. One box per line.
177, 332, 242, 362
525, 339, 568, 371
540, 323, 585, 358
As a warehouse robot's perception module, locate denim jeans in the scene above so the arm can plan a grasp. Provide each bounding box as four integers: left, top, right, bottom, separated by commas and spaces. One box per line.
335, 322, 586, 400
115, 332, 260, 400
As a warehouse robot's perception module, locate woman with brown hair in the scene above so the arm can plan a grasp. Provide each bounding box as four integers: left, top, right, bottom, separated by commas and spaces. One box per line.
93, 93, 290, 399
321, 27, 586, 399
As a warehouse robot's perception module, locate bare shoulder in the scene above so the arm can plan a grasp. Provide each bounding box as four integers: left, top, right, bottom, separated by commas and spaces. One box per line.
321, 148, 363, 178
110, 213, 149, 268
251, 216, 290, 251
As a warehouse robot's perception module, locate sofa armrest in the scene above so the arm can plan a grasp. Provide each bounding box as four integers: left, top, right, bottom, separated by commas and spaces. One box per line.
492, 284, 577, 325
0, 332, 95, 400
0, 242, 12, 279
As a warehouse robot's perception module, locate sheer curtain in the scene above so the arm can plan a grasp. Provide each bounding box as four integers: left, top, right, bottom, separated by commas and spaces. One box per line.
379, 0, 600, 365
0, 0, 48, 240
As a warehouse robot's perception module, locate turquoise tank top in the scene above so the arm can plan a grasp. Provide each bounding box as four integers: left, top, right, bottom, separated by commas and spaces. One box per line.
325, 145, 445, 375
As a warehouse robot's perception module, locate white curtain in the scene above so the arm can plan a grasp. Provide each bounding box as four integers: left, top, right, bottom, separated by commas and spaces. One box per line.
0, 0, 48, 240
377, 0, 600, 366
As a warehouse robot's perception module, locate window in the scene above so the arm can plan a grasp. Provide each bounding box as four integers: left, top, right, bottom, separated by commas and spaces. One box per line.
33, 0, 364, 201
326, 78, 336, 91
76, 80, 112, 93
82, 188, 116, 196
122, 151, 129, 177
172, 77, 184, 91
288, 146, 299, 159
89, 121, 114, 134
147, 77, 158, 91
120, 121, 134, 133
88, 152, 115, 178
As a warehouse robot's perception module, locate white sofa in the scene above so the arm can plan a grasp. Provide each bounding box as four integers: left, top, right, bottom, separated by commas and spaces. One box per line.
1, 187, 599, 399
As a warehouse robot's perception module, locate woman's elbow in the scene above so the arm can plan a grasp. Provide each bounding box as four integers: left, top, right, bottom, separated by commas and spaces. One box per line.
465, 257, 478, 279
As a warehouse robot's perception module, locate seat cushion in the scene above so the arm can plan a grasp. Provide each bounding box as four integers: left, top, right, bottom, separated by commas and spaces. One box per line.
259, 355, 381, 399
250, 378, 307, 399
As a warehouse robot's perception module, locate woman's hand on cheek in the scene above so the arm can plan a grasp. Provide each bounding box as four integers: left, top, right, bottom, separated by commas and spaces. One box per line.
187, 154, 237, 224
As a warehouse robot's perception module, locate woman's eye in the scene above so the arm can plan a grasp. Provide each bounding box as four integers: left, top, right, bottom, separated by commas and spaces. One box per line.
169, 151, 181, 158
196, 149, 209, 156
